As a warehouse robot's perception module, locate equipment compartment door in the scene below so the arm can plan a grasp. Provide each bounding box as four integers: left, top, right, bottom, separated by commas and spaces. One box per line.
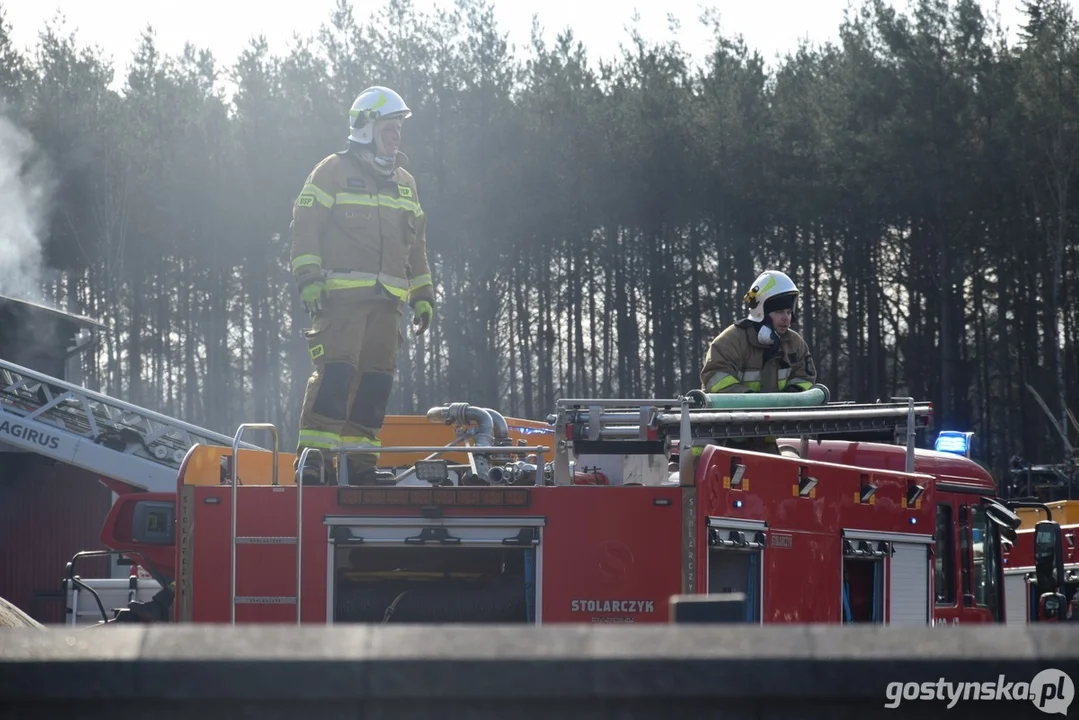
841, 530, 886, 624
324, 516, 545, 625
843, 529, 933, 625
1004, 571, 1031, 624
889, 541, 931, 626
706, 517, 766, 623
539, 486, 681, 624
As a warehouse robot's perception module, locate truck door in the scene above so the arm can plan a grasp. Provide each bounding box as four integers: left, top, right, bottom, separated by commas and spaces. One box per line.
935, 496, 1002, 624
969, 503, 1005, 622
933, 498, 960, 624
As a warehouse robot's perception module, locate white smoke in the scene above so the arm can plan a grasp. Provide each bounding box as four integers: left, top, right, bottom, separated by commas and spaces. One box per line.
0, 112, 55, 302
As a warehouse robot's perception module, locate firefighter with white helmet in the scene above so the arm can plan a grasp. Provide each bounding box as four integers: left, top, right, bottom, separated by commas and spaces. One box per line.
699, 269, 816, 453
290, 86, 434, 485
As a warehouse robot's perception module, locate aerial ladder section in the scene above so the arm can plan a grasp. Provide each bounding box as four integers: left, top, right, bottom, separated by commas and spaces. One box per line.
0, 358, 261, 494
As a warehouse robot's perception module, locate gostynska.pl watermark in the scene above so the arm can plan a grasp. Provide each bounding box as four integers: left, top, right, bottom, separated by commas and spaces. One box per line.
885, 669, 1074, 714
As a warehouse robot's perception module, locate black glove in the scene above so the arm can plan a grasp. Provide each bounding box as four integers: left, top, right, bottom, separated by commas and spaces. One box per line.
786, 384, 806, 392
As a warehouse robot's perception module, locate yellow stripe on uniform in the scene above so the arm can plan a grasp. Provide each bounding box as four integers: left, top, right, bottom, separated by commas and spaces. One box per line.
299, 183, 335, 208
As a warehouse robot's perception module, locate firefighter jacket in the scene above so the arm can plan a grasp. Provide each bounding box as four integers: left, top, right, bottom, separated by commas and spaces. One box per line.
289, 150, 434, 308
700, 321, 816, 393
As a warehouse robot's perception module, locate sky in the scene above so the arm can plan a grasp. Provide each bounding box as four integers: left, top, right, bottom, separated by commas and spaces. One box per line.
4, 0, 1058, 92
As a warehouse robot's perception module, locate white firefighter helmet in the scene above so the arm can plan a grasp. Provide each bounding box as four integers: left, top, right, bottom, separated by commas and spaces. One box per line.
347, 86, 412, 145
743, 269, 799, 323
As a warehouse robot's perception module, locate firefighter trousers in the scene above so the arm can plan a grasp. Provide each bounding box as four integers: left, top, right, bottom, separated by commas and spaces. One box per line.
297, 296, 403, 477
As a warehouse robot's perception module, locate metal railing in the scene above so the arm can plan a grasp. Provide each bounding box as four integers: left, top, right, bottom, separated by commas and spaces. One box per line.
551, 393, 933, 484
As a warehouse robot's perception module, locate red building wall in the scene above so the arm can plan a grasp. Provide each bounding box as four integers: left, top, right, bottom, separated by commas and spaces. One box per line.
0, 453, 112, 624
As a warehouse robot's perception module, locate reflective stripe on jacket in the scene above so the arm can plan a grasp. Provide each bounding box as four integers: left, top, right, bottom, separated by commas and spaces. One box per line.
289, 150, 434, 307
700, 323, 816, 393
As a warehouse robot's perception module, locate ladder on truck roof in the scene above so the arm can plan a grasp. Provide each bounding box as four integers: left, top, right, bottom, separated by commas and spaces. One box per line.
0, 358, 262, 493
550, 392, 933, 482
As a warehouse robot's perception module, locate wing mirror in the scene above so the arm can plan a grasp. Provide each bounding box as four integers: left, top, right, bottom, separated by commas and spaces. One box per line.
1034, 519, 1066, 595
983, 497, 1021, 543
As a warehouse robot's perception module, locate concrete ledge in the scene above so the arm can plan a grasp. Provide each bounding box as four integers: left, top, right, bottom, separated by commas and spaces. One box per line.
2, 625, 1079, 718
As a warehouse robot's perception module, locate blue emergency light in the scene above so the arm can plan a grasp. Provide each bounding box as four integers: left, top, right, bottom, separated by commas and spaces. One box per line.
935, 430, 974, 457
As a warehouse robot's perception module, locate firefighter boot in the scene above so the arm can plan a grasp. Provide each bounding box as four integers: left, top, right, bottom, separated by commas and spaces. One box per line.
344, 453, 398, 486
294, 448, 332, 486
344, 453, 397, 485
348, 466, 379, 486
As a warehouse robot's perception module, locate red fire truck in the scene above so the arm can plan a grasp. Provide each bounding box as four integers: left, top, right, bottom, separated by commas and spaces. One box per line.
65, 387, 1026, 627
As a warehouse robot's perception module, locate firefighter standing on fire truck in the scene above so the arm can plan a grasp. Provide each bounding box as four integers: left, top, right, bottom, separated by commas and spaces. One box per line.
290, 86, 434, 485
699, 269, 816, 453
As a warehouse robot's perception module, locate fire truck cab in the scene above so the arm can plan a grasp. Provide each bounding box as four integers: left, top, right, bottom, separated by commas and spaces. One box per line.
67, 386, 1022, 627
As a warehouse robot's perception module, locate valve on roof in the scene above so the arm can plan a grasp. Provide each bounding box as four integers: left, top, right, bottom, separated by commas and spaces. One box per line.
426, 403, 514, 479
